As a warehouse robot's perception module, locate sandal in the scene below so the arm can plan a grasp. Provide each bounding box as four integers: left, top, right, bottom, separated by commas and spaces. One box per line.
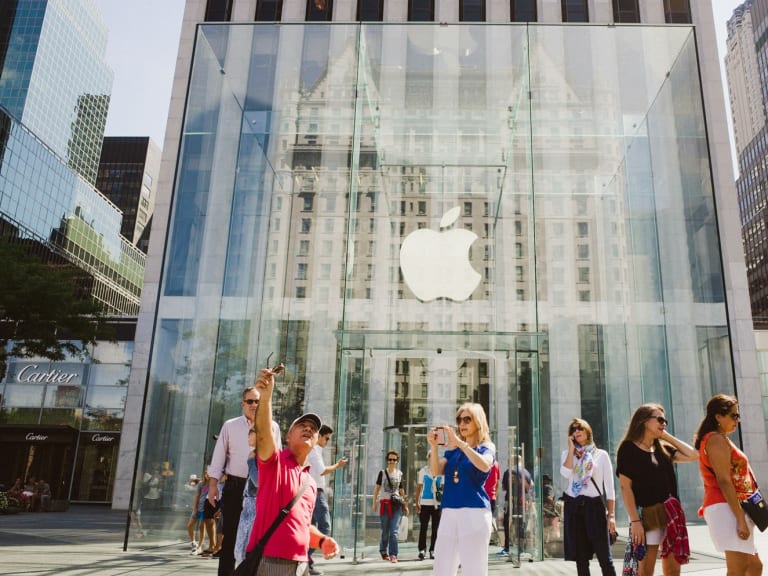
380, 552, 389, 560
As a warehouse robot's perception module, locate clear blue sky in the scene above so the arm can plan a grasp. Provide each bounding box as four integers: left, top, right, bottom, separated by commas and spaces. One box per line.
94, 0, 185, 146
93, 0, 741, 154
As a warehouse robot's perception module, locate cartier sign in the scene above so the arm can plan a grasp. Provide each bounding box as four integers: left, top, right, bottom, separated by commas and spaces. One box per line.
25, 433, 49, 441
15, 364, 80, 384
91, 434, 116, 444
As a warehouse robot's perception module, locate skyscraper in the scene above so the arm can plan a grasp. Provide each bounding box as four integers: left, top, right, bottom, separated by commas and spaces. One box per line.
0, 0, 112, 185
96, 137, 161, 252
121, 1, 762, 560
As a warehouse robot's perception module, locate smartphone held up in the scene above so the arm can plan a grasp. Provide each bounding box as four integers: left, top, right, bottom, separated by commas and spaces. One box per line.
434, 427, 447, 445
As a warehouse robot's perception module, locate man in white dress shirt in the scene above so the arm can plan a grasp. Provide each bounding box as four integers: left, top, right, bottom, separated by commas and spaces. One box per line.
208, 385, 281, 576
306, 424, 346, 575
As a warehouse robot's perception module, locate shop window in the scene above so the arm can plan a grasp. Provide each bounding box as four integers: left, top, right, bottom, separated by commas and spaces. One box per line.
358, 0, 383, 20
511, 0, 537, 21
663, 0, 691, 23
460, 0, 485, 21
409, 0, 434, 21
561, 0, 588, 22
613, 0, 640, 22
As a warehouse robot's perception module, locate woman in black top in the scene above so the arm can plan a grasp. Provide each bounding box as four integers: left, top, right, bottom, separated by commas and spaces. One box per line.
616, 404, 698, 576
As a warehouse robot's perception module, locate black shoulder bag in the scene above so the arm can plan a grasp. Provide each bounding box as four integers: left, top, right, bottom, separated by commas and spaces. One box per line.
590, 476, 618, 544
233, 474, 311, 576
741, 466, 768, 532
385, 470, 404, 510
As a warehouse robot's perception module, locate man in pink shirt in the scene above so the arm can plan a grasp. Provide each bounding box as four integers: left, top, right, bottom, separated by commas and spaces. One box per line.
247, 366, 339, 575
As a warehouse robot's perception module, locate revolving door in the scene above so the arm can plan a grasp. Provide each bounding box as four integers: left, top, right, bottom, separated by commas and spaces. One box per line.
330, 331, 544, 564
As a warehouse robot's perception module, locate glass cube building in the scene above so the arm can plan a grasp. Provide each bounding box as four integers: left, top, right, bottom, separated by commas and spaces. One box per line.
125, 9, 761, 560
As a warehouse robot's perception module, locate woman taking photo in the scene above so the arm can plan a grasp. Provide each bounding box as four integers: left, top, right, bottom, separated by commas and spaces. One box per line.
372, 449, 404, 563
428, 403, 495, 576
560, 418, 617, 576
695, 394, 762, 576
617, 404, 698, 576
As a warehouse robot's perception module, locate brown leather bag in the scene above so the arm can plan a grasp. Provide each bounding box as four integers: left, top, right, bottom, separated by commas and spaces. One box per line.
641, 502, 667, 531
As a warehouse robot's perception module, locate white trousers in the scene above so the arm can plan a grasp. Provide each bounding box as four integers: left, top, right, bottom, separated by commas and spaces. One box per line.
433, 507, 492, 576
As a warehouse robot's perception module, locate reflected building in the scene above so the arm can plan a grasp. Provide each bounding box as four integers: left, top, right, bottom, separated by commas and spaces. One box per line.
122, 0, 761, 561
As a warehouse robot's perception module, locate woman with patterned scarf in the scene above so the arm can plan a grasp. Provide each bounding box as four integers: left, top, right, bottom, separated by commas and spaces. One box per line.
561, 418, 617, 576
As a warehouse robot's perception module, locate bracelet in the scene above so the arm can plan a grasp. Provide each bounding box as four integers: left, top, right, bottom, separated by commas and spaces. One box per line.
318, 537, 326, 548
630, 520, 641, 523
608, 514, 615, 518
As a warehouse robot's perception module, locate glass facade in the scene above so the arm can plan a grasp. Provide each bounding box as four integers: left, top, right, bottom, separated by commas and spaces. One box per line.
131, 22, 736, 560
0, 339, 133, 503
0, 0, 112, 185
0, 107, 145, 315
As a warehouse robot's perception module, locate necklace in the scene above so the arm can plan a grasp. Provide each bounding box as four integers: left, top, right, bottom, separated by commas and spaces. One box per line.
453, 469, 459, 484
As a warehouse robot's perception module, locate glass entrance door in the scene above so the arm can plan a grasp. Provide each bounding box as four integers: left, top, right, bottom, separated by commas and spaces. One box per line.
331, 332, 542, 563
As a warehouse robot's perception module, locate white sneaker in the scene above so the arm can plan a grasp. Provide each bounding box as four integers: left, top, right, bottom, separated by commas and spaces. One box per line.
191, 540, 198, 548
194, 546, 203, 555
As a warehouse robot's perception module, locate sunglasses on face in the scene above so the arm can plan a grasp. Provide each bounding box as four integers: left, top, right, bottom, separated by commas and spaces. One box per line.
653, 416, 668, 426
570, 425, 584, 434
387, 458, 398, 462
243, 399, 259, 405
729, 412, 741, 421
456, 415, 473, 425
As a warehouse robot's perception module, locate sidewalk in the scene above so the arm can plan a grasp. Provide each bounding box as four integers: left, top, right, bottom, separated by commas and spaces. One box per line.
0, 505, 746, 575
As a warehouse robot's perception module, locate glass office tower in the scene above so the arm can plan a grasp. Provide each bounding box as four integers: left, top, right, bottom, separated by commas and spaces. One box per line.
0, 0, 111, 185
130, 21, 736, 560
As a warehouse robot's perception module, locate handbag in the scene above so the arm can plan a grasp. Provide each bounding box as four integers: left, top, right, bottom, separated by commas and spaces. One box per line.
385, 470, 404, 510
622, 533, 638, 576
741, 466, 768, 532
233, 475, 310, 576
590, 477, 618, 545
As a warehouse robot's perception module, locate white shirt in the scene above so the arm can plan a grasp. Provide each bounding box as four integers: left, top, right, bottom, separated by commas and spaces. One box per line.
209, 415, 281, 480
559, 447, 616, 500
307, 444, 327, 490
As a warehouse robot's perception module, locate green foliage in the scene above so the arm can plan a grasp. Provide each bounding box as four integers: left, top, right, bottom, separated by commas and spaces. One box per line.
0, 241, 113, 377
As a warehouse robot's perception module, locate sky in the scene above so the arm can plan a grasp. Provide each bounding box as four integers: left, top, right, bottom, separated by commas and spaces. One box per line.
94, 0, 185, 146
94, 0, 745, 153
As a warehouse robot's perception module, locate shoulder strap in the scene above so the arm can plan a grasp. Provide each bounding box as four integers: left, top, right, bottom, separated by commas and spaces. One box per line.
590, 477, 608, 511
384, 470, 394, 490
254, 473, 311, 550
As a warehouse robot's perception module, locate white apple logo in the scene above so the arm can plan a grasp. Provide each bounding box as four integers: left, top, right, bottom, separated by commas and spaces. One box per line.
399, 206, 481, 302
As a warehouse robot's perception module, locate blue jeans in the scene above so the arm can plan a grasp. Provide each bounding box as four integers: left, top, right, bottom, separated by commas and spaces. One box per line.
309, 489, 331, 562
379, 506, 402, 557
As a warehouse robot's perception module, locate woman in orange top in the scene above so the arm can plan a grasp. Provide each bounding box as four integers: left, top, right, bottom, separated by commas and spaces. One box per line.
694, 394, 762, 576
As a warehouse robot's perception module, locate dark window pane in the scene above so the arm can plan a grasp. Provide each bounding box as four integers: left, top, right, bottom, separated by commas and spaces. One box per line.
306, 0, 333, 20
409, 0, 434, 21
460, 0, 485, 22
255, 0, 283, 20
561, 0, 588, 22
358, 0, 383, 21
511, 0, 537, 21
664, 0, 691, 24
204, 0, 233, 21
613, 0, 640, 23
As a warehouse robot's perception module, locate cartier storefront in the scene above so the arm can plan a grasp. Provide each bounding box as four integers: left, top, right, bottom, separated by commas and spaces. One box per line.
0, 337, 133, 503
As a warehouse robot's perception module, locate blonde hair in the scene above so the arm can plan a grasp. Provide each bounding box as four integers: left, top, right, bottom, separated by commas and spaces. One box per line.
457, 402, 492, 446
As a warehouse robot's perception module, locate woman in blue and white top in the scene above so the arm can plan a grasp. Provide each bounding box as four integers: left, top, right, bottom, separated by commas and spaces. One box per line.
428, 402, 495, 576
560, 418, 617, 576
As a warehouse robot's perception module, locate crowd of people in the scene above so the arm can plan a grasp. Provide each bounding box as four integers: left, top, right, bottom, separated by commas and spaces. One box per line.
6, 477, 51, 512
173, 359, 762, 576
559, 396, 762, 576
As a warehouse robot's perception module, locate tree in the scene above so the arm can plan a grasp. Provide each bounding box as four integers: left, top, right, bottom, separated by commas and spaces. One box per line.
0, 240, 112, 379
